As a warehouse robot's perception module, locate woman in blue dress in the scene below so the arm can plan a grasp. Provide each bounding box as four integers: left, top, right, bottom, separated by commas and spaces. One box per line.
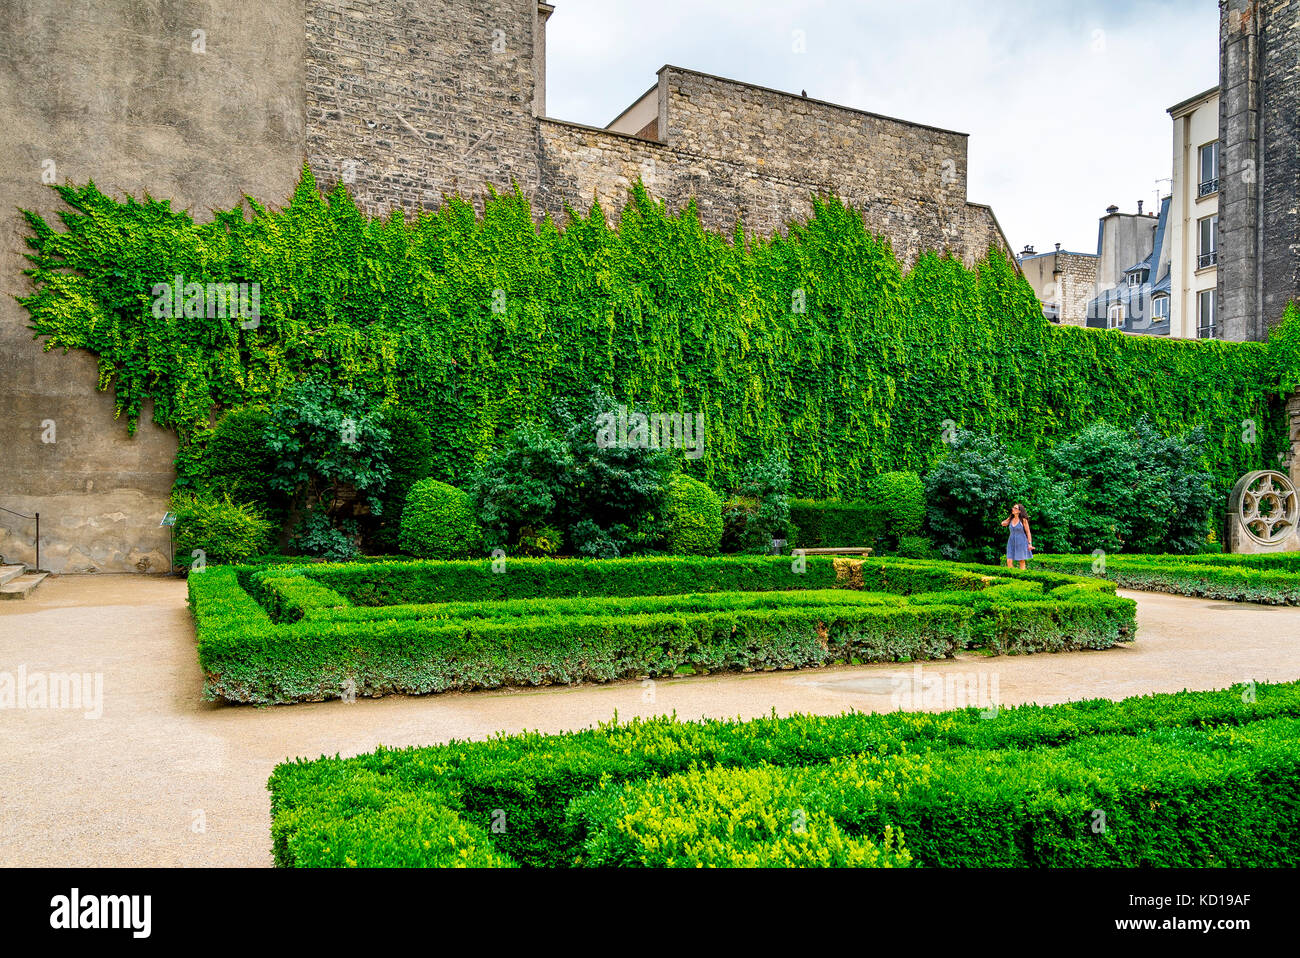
1001, 503, 1033, 569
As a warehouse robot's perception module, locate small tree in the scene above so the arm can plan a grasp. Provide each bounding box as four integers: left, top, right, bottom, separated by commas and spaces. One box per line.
264, 372, 391, 557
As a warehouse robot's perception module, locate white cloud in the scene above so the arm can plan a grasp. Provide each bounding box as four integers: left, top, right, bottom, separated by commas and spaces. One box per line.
544, 0, 1219, 254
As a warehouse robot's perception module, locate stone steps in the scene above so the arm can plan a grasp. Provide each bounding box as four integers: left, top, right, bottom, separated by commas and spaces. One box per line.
0, 567, 48, 600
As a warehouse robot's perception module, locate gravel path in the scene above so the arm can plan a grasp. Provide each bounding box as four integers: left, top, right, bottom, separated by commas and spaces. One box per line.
2, 574, 1298, 867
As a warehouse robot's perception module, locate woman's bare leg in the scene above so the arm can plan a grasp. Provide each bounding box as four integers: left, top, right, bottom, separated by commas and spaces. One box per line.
1006, 557, 1013, 568
1018, 561, 1027, 570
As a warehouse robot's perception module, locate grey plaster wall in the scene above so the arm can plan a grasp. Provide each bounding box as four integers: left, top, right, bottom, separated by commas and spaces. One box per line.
0, 0, 305, 572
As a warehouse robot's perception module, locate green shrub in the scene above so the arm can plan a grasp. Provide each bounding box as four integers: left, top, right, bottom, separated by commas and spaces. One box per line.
173, 495, 274, 568
572, 719, 1300, 867
896, 535, 938, 559
1032, 552, 1300, 604
864, 471, 925, 540
662, 475, 724, 555
399, 479, 483, 559
730, 454, 792, 552
267, 681, 1300, 867
204, 406, 280, 513
371, 407, 434, 552
789, 499, 884, 549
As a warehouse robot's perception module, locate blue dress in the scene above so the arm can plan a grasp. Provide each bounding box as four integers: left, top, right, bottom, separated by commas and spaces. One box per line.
1006, 521, 1031, 561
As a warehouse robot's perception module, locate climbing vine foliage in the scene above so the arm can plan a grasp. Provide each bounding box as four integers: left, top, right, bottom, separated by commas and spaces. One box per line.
18, 166, 1290, 499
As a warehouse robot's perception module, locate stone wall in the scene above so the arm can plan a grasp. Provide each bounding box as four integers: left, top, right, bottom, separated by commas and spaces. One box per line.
0, 0, 305, 572
533, 67, 1008, 266
1020, 251, 1099, 327
1218, 0, 1300, 342
305, 0, 541, 211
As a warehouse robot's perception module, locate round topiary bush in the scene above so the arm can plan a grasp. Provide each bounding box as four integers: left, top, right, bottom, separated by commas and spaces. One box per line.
864, 471, 925, 538
206, 405, 278, 510
399, 479, 483, 559
663, 475, 724, 555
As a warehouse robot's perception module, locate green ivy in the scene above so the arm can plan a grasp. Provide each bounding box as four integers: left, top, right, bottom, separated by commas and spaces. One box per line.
18, 167, 1290, 500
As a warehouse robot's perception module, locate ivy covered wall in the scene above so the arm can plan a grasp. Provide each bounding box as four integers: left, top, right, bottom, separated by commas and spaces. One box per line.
19, 169, 1288, 502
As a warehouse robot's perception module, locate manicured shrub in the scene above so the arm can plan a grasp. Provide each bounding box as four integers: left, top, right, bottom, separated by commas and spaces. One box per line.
173, 495, 274, 568
190, 556, 1134, 704
789, 499, 884, 549
204, 406, 281, 513
267, 680, 1300, 867
663, 475, 724, 555
1032, 552, 1300, 604
399, 479, 483, 559
863, 471, 925, 540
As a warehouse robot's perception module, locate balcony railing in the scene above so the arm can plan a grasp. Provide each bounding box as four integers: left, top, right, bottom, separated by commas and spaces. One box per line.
1198, 178, 1219, 198
1198, 250, 1218, 269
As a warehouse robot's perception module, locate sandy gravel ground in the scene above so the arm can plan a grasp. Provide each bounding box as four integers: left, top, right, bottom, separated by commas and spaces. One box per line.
2, 574, 1297, 867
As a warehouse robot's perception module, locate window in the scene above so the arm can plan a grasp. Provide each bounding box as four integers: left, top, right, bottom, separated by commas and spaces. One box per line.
1108, 303, 1125, 329
1198, 289, 1217, 339
1153, 295, 1169, 322
1198, 142, 1219, 197
1127, 272, 1141, 287
1198, 215, 1218, 269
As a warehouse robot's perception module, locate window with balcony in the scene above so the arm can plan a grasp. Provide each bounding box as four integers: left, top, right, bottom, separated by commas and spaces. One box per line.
1198, 289, 1217, 339
1198, 141, 1219, 197
1198, 215, 1218, 269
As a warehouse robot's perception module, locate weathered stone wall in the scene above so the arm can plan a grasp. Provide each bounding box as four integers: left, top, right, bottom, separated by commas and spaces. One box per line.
1218, 0, 1300, 342
1020, 251, 1099, 327
0, 0, 305, 572
534, 68, 1008, 266
305, 0, 542, 210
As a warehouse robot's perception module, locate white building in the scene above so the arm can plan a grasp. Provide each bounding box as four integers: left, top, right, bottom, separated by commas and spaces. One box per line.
1167, 87, 1220, 339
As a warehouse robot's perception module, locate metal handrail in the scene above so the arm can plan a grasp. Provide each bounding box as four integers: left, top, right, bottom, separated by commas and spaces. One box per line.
0, 506, 40, 572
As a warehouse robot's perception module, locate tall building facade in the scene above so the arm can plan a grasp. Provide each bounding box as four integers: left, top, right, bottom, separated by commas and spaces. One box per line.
1217, 0, 1300, 341
1168, 87, 1221, 339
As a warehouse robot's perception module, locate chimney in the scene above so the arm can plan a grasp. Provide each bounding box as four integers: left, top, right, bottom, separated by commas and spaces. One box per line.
1106, 204, 1119, 215
533, 3, 555, 117
1137, 200, 1144, 215
1021, 244, 1036, 257
1055, 243, 1061, 252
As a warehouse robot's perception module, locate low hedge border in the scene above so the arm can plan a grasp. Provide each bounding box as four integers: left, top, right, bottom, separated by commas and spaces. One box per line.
1032, 553, 1300, 604
268, 680, 1300, 868
569, 718, 1300, 867
191, 558, 1134, 704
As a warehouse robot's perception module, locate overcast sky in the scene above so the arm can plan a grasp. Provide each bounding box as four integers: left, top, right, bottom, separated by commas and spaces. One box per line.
543, 0, 1221, 255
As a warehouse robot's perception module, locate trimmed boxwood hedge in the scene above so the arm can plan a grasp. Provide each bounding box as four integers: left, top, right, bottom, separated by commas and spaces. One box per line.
190, 557, 1134, 704
1032, 552, 1300, 604
268, 680, 1300, 867
662, 475, 724, 555
399, 479, 483, 560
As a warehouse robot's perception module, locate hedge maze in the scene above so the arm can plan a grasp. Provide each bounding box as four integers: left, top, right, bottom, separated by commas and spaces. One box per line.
190, 556, 1135, 705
